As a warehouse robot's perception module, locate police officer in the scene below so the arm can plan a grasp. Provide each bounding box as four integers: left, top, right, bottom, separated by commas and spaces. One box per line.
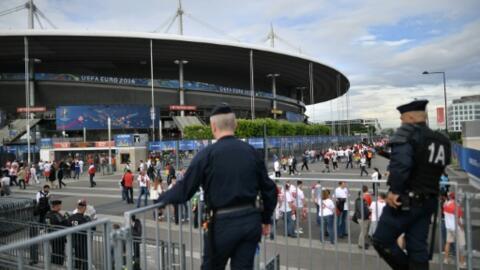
67, 200, 92, 270
373, 100, 451, 270
45, 200, 68, 266
157, 103, 277, 270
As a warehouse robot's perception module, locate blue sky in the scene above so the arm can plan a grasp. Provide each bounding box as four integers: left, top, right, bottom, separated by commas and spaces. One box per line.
1, 0, 479, 128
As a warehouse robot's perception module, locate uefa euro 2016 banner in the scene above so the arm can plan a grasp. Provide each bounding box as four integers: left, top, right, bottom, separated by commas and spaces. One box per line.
56, 105, 158, 131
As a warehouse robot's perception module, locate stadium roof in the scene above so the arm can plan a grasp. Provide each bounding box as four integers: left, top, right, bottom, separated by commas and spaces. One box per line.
0, 30, 349, 105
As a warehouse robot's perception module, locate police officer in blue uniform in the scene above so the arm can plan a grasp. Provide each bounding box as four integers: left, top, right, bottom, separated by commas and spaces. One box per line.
373, 100, 451, 270
157, 103, 277, 270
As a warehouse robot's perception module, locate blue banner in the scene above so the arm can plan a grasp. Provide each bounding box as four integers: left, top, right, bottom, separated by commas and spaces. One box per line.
114, 134, 134, 147
56, 105, 158, 131
40, 138, 53, 149
179, 140, 197, 151
455, 144, 480, 186
248, 138, 264, 149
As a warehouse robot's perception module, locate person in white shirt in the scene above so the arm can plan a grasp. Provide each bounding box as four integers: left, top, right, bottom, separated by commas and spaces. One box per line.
294, 181, 306, 234
1, 170, 11, 196
318, 189, 335, 244
371, 168, 381, 195
136, 171, 150, 208
279, 183, 296, 237
443, 192, 466, 267
335, 181, 349, 238
369, 193, 386, 237
274, 160, 281, 178
30, 165, 39, 184
360, 156, 369, 176
78, 159, 84, 175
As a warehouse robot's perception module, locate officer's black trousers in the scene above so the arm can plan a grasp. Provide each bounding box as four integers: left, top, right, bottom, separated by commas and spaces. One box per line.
202, 208, 261, 270
373, 197, 436, 270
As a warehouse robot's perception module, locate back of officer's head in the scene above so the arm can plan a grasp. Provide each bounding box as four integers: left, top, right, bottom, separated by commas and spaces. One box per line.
209, 103, 237, 138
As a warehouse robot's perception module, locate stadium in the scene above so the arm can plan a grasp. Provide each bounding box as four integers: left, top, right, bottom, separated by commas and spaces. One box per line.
0, 30, 349, 142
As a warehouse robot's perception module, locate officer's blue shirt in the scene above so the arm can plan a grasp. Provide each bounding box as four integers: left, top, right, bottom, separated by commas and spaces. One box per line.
387, 124, 417, 194
158, 135, 277, 224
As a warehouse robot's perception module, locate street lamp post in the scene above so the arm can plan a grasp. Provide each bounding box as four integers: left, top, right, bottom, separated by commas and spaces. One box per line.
174, 60, 189, 117
267, 73, 280, 119
422, 71, 448, 132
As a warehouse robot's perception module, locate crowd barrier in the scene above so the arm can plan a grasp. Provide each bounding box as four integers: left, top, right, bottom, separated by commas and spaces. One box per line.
453, 144, 480, 189
0, 179, 476, 269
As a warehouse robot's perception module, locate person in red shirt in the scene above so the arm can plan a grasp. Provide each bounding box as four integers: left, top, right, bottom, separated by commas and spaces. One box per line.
122, 169, 134, 204
362, 185, 372, 206
88, 163, 97, 188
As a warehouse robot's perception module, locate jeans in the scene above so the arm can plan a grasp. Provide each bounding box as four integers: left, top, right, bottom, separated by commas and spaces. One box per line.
320, 215, 335, 244
360, 166, 369, 176
283, 211, 296, 237
337, 210, 348, 237
137, 187, 148, 208
125, 187, 134, 203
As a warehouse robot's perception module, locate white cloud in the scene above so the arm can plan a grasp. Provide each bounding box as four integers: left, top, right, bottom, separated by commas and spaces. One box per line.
384, 39, 413, 46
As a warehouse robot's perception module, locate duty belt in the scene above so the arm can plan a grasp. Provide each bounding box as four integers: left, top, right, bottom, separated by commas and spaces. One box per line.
216, 203, 255, 215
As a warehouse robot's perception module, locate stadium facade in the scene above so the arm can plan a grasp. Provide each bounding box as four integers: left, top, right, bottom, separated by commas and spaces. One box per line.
0, 30, 350, 142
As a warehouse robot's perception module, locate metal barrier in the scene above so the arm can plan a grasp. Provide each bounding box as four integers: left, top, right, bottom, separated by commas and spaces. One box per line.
0, 180, 476, 269
0, 218, 112, 270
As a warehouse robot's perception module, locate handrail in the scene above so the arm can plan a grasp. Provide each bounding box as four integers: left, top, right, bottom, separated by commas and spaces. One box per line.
0, 218, 110, 253
123, 201, 166, 228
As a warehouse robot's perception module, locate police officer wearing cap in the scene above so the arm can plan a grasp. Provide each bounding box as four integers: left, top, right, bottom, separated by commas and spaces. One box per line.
67, 200, 92, 270
157, 103, 277, 270
373, 100, 451, 270
45, 200, 68, 265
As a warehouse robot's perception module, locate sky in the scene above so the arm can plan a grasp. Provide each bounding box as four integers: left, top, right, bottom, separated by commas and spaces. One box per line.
1, 0, 479, 129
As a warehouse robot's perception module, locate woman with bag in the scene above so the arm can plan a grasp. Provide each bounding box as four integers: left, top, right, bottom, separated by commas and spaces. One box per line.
149, 176, 164, 220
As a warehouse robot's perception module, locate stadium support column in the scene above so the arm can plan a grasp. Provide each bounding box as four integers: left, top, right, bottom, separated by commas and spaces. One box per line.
28, 0, 34, 29
308, 62, 314, 106
24, 36, 31, 166
250, 50, 255, 120
174, 60, 188, 117
267, 73, 280, 119
150, 40, 155, 140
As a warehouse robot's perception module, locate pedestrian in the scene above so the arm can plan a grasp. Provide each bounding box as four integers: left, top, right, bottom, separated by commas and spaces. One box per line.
9, 162, 18, 186
149, 176, 164, 219
322, 154, 330, 173
30, 164, 39, 185
301, 152, 309, 171
354, 191, 371, 249
35, 185, 51, 223
439, 171, 449, 194
335, 181, 349, 238
57, 165, 66, 189
88, 163, 97, 187
443, 192, 466, 267
17, 166, 26, 189
360, 156, 369, 176
274, 159, 281, 178
156, 103, 277, 269
371, 167, 381, 194
131, 215, 142, 270
280, 156, 287, 172
294, 180, 306, 235
332, 153, 338, 171
288, 155, 294, 175
292, 156, 299, 175
279, 182, 296, 237
345, 149, 353, 169
48, 163, 57, 189
45, 200, 68, 266
369, 192, 386, 238
123, 169, 134, 204
373, 100, 451, 269
1, 170, 11, 196
74, 160, 80, 179
367, 150, 373, 168
136, 170, 150, 208
318, 189, 335, 244
67, 200, 92, 270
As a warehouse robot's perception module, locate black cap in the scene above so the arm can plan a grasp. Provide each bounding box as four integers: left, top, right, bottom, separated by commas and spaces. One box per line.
77, 199, 87, 206
210, 103, 233, 117
396, 100, 429, 114
51, 200, 62, 206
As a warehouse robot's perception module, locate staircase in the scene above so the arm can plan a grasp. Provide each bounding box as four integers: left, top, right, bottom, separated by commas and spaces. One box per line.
0, 119, 41, 146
